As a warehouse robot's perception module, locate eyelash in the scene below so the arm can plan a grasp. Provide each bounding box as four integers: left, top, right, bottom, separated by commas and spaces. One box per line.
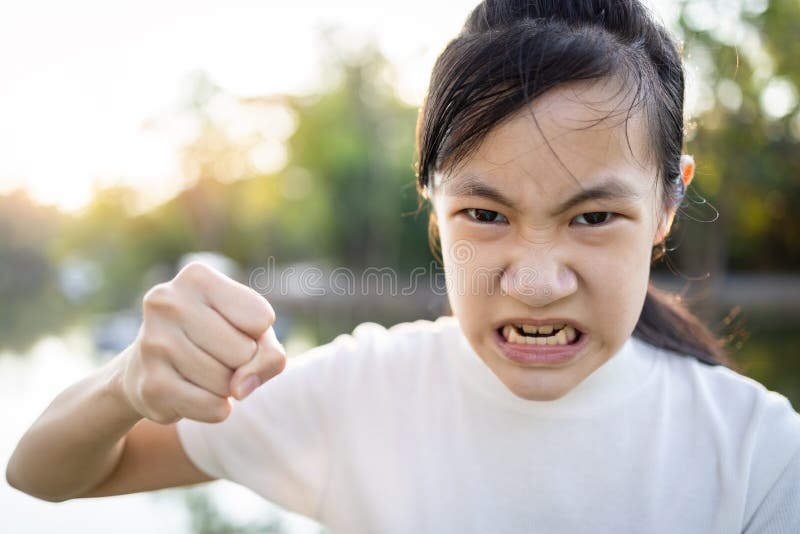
465, 208, 509, 224
463, 209, 616, 227
571, 212, 616, 226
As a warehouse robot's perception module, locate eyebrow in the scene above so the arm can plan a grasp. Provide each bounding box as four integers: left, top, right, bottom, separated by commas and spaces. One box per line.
441, 175, 641, 217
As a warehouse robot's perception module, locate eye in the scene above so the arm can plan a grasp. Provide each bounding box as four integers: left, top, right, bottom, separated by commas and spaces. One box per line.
465, 208, 508, 224
571, 211, 615, 226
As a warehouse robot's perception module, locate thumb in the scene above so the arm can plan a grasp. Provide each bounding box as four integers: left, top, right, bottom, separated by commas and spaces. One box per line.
230, 327, 287, 400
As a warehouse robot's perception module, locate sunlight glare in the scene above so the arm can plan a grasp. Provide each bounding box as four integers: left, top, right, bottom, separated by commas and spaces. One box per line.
0, 0, 677, 213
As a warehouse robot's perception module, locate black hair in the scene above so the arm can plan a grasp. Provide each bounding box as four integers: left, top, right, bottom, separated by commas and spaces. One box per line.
415, 0, 735, 368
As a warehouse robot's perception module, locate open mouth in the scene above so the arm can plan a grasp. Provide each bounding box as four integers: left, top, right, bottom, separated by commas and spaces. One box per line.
497, 323, 583, 346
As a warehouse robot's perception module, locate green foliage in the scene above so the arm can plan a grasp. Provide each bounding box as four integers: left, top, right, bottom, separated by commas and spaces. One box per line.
671, 0, 800, 274
285, 49, 430, 269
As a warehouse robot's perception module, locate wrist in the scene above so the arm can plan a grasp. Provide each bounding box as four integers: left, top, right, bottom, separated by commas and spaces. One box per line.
100, 346, 144, 427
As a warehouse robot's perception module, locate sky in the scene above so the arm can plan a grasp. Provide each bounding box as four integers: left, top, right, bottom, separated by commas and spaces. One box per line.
0, 0, 680, 212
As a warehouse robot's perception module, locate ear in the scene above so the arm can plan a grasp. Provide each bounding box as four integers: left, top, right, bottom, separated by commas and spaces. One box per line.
653, 155, 695, 244
680, 154, 695, 190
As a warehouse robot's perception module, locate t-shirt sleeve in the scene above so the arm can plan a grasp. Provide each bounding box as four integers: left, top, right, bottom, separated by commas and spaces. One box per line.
742, 446, 800, 534
175, 326, 373, 519
742, 391, 800, 533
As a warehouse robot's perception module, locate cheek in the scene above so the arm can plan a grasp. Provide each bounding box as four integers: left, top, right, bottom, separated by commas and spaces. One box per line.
441, 248, 494, 308
588, 237, 651, 279
438, 231, 508, 328
440, 228, 507, 284
580, 232, 653, 334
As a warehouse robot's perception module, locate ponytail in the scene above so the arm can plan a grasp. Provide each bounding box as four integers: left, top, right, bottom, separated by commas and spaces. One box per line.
634, 283, 738, 370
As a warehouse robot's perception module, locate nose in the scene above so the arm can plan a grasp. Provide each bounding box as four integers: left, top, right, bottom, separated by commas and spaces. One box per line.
501, 246, 578, 307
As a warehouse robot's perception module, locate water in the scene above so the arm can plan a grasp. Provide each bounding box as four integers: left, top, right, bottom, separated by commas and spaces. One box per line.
0, 329, 323, 534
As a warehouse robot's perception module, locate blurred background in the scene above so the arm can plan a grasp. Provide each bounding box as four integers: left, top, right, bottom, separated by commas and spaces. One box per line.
1, 0, 799, 532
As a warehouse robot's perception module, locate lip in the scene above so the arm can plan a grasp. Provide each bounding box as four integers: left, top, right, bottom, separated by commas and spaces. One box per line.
492, 318, 589, 366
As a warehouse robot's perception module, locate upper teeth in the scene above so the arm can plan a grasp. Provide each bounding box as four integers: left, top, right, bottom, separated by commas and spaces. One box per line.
520, 324, 562, 335
502, 324, 577, 345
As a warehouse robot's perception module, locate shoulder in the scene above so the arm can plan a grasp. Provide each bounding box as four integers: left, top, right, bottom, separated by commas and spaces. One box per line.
663, 349, 799, 436
652, 343, 800, 502
656, 345, 800, 441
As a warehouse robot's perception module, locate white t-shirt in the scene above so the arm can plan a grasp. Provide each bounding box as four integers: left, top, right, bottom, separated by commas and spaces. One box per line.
176, 316, 800, 533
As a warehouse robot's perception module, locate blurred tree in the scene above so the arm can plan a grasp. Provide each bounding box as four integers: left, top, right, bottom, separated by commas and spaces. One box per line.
285, 44, 430, 270
0, 191, 73, 352
667, 0, 800, 280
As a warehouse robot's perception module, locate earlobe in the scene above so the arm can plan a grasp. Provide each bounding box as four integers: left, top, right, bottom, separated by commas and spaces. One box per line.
653, 154, 695, 245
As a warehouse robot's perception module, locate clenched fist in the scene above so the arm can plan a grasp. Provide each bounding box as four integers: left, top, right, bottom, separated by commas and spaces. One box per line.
117, 261, 286, 425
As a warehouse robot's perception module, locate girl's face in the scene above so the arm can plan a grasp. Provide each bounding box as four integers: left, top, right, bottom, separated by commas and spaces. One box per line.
432, 79, 672, 401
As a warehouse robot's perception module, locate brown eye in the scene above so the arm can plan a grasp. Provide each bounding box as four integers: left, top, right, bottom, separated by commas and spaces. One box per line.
466, 208, 508, 223
572, 212, 614, 226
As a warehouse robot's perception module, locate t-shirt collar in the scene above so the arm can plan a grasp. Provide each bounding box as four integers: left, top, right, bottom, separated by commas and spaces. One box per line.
444, 317, 660, 415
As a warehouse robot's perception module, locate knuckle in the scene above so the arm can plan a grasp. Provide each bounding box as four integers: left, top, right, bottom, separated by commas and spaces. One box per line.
139, 330, 172, 358
261, 350, 287, 378
177, 261, 213, 287
272, 352, 287, 375
240, 291, 275, 334
143, 284, 177, 313
259, 298, 276, 326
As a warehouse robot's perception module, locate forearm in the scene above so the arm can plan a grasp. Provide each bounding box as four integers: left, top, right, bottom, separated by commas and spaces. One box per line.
6, 350, 143, 502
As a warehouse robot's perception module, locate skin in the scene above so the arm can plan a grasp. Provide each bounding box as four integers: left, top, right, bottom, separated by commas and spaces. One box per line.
431, 77, 688, 401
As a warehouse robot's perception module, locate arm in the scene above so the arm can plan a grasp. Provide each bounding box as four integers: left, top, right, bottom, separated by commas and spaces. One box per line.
79, 419, 214, 498
6, 347, 213, 502
6, 352, 144, 502
6, 262, 285, 502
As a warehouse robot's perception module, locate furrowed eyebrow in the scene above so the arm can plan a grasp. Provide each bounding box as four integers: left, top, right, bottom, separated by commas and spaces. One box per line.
549, 179, 641, 217
440, 174, 641, 216
441, 176, 517, 209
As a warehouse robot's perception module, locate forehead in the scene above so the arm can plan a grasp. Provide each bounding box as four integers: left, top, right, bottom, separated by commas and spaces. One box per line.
434, 77, 657, 196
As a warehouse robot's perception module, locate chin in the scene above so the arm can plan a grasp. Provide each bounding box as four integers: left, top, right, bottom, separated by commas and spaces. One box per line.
502, 375, 577, 401
472, 331, 588, 402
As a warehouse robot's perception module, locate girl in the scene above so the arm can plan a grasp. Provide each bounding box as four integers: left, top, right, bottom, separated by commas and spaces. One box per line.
8, 0, 800, 532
